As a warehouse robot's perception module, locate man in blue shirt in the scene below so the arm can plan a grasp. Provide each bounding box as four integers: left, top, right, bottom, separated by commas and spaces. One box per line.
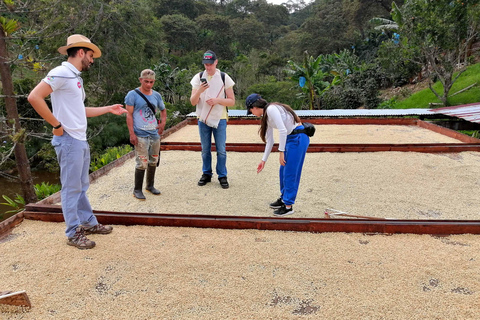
125, 69, 167, 200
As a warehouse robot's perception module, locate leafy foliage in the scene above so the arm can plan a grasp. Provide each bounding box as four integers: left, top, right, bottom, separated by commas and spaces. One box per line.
246, 80, 304, 109
391, 0, 480, 105
34, 182, 61, 200
90, 145, 133, 172
1, 194, 25, 214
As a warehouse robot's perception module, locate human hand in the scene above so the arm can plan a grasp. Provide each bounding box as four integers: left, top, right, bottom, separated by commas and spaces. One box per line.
110, 104, 128, 115
199, 81, 209, 93
257, 160, 265, 173
130, 134, 138, 146
206, 97, 218, 106
157, 124, 166, 135
279, 152, 286, 166
52, 126, 64, 136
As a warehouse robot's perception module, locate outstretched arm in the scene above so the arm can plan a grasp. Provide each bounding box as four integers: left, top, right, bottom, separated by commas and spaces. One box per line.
85, 104, 128, 117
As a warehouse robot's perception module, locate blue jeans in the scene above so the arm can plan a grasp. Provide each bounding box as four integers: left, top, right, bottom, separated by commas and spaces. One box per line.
279, 126, 310, 205
52, 132, 98, 238
198, 119, 227, 178
135, 136, 160, 170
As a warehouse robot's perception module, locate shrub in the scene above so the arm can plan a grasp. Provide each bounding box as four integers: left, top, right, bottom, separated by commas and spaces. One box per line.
34, 182, 61, 200
1, 194, 25, 215
245, 81, 305, 109
90, 144, 133, 172
378, 97, 398, 109
165, 101, 192, 129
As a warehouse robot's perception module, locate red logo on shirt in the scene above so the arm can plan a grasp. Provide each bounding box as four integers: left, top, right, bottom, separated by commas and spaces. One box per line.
77, 82, 81, 88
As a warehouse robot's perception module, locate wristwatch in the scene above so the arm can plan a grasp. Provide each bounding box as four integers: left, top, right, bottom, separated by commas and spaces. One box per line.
53, 122, 62, 129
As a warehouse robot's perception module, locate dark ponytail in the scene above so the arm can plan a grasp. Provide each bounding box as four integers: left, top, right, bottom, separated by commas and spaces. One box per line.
258, 101, 300, 143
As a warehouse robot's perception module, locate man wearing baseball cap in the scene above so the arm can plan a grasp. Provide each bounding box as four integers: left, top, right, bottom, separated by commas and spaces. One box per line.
28, 34, 128, 249
189, 50, 235, 189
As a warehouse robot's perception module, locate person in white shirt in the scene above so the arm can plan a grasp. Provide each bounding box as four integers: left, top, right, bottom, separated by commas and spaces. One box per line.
245, 93, 310, 216
28, 34, 127, 249
190, 50, 235, 189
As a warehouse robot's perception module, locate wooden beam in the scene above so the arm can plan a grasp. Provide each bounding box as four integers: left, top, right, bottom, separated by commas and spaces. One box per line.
0, 212, 23, 240
23, 204, 480, 235
161, 141, 480, 153
416, 119, 480, 143
0, 290, 31, 308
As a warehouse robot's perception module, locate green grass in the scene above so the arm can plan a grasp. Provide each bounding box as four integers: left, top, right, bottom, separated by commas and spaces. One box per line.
395, 63, 480, 109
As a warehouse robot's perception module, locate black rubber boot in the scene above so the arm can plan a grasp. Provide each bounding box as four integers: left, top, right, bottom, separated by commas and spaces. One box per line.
146, 166, 161, 195
134, 169, 146, 200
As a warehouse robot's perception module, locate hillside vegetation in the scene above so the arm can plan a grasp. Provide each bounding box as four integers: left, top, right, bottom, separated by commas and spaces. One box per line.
392, 63, 480, 109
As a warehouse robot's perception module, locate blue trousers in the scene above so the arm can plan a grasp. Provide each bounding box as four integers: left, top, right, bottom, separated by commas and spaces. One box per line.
198, 119, 227, 178
52, 132, 98, 238
280, 127, 310, 205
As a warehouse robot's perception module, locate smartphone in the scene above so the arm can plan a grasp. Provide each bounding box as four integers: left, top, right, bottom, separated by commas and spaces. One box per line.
200, 78, 207, 84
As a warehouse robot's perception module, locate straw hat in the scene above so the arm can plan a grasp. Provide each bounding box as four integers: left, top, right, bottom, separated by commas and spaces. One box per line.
58, 34, 102, 58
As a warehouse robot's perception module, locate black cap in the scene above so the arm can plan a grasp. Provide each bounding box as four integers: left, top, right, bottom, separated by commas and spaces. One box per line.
245, 93, 262, 115
202, 50, 217, 64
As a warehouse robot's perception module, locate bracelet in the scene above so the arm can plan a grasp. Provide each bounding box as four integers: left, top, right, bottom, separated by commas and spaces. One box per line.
53, 122, 62, 129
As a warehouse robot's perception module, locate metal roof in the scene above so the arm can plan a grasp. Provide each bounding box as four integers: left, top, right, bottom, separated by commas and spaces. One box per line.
187, 108, 436, 118
430, 103, 480, 123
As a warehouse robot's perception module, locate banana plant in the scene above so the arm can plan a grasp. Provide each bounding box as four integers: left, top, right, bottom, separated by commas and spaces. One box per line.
287, 51, 325, 109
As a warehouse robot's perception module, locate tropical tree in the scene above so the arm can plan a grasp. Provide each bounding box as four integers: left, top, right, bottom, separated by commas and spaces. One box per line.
0, 0, 40, 204
392, 0, 480, 106
287, 51, 340, 109
160, 14, 198, 54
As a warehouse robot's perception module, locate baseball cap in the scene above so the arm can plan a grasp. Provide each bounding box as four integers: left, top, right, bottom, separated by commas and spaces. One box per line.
245, 93, 262, 115
202, 50, 217, 64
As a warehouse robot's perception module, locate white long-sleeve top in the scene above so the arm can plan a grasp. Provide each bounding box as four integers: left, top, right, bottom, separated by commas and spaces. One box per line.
262, 104, 301, 162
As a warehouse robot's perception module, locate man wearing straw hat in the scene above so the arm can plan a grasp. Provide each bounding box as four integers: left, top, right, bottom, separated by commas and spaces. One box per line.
28, 34, 128, 250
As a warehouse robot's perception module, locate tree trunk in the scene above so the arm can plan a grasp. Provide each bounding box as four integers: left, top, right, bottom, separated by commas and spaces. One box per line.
0, 27, 38, 204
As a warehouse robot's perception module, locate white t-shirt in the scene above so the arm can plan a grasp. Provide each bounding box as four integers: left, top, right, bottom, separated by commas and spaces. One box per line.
262, 104, 301, 162
190, 69, 234, 127
43, 62, 87, 141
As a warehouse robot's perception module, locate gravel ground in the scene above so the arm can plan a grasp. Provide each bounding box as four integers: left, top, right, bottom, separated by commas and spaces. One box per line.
1, 123, 479, 319
1, 220, 479, 319
86, 124, 480, 220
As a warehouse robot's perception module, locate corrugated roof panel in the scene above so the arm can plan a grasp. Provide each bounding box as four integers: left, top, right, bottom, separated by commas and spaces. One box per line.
187, 108, 436, 118
430, 104, 480, 123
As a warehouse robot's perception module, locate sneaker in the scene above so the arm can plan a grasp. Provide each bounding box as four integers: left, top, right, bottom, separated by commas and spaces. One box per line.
198, 174, 212, 186
218, 177, 229, 189
269, 197, 284, 209
84, 223, 113, 235
67, 226, 96, 249
273, 205, 294, 216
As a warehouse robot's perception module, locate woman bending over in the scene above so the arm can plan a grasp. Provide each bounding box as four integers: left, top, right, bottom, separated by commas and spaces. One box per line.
245, 93, 310, 216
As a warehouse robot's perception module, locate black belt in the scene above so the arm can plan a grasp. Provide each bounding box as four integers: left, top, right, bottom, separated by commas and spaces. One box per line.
289, 128, 306, 135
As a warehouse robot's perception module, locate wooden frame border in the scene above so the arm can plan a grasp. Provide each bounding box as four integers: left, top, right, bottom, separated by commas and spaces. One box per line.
23, 204, 480, 235
162, 118, 480, 153
4, 116, 480, 238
